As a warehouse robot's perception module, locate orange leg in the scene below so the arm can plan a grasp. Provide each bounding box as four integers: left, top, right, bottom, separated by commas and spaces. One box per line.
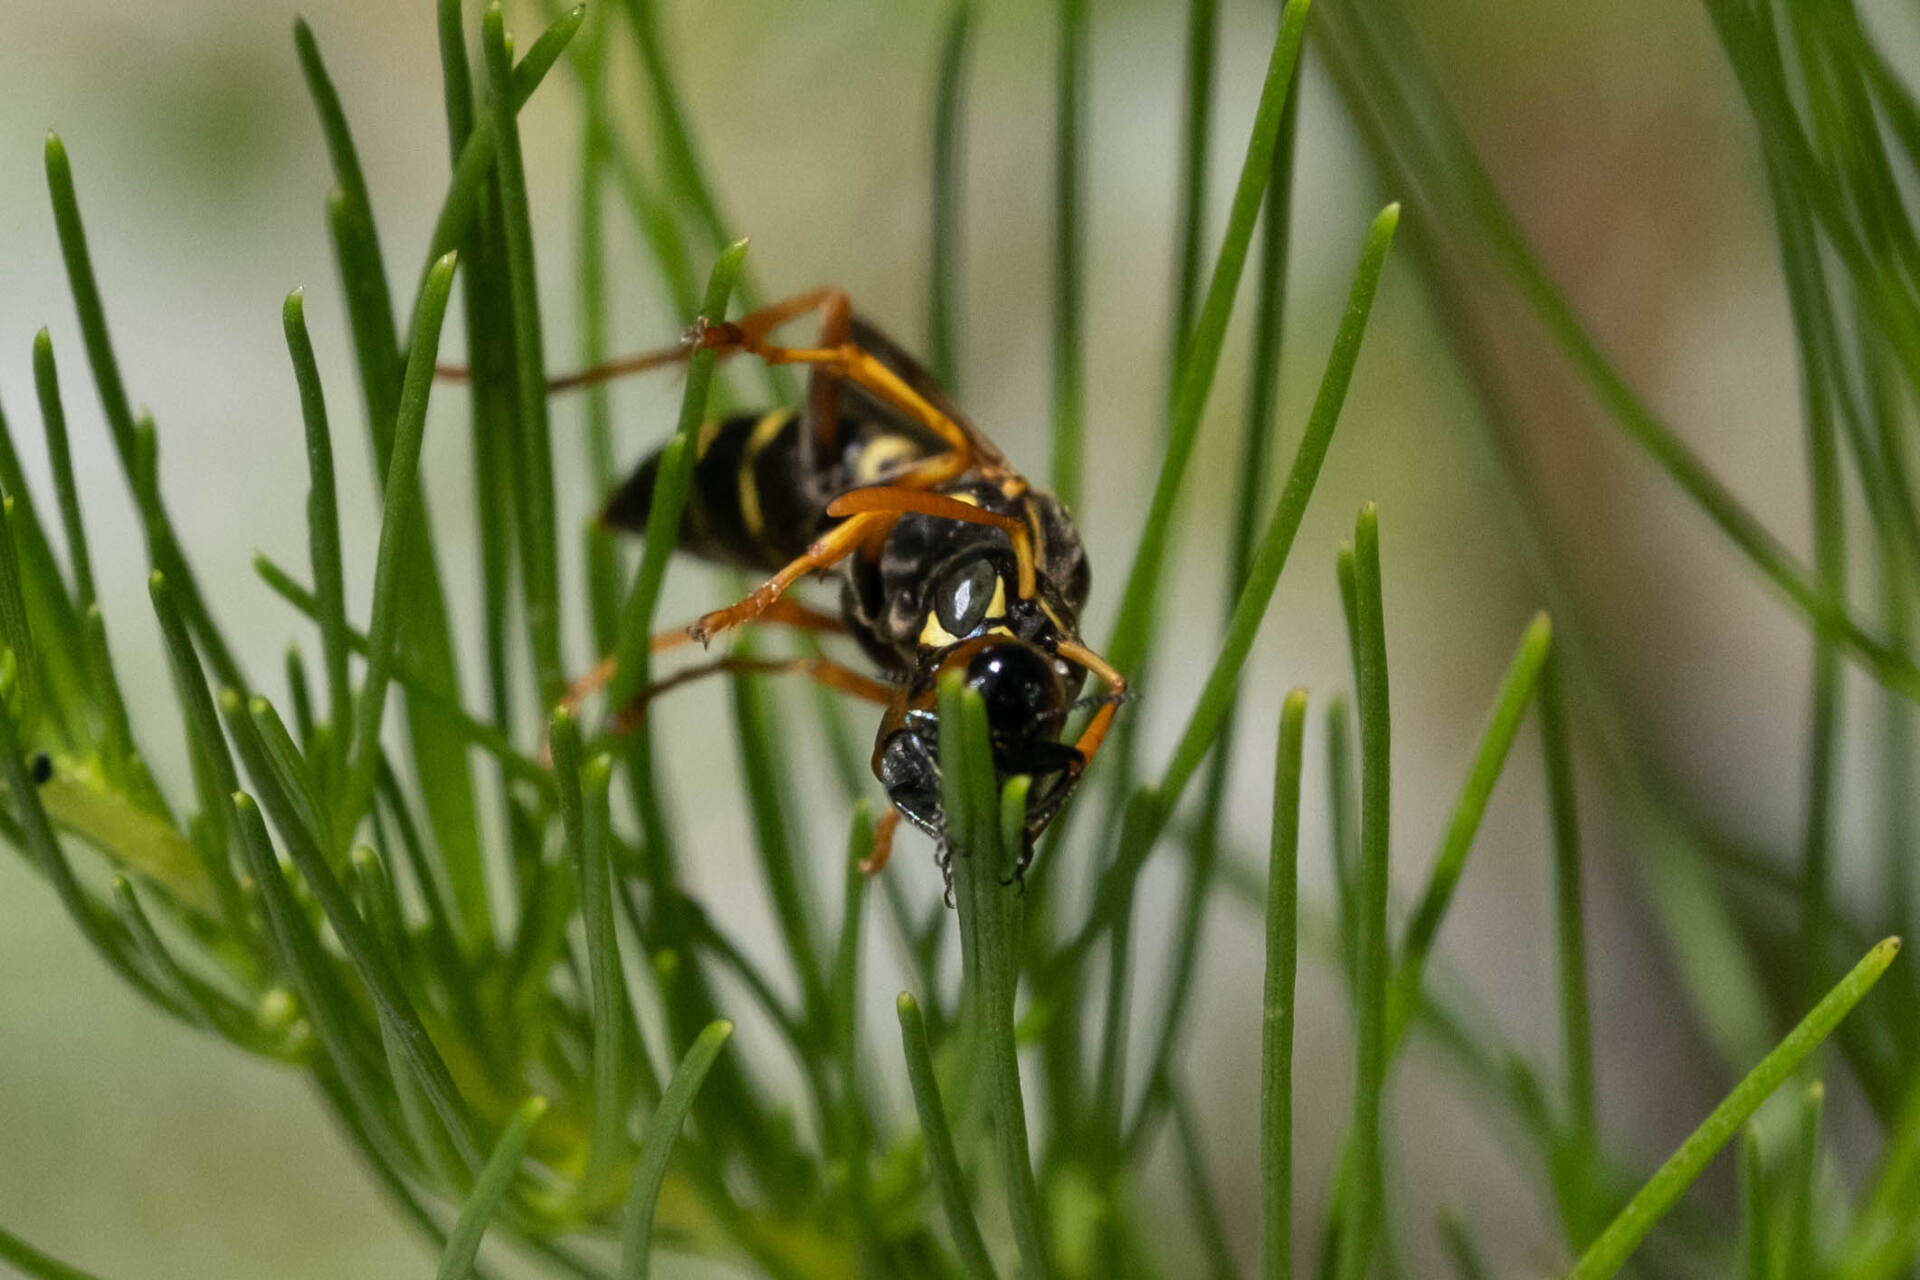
609, 654, 892, 733
860, 808, 903, 875
688, 510, 896, 645
559, 597, 846, 719
827, 486, 1039, 599
1056, 640, 1128, 772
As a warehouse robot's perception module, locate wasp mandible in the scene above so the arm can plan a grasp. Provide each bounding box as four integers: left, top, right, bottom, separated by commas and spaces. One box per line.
538, 288, 1126, 882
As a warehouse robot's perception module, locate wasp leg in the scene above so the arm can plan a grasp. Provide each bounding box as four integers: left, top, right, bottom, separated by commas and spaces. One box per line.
433, 339, 695, 393
690, 324, 977, 484
859, 808, 904, 875
1054, 639, 1128, 772
826, 485, 1040, 600
688, 509, 896, 645
558, 597, 845, 719
608, 654, 892, 733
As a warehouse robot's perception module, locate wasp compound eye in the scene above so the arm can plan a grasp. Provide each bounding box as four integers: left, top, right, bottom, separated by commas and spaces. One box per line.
934, 556, 998, 637
968, 642, 1063, 748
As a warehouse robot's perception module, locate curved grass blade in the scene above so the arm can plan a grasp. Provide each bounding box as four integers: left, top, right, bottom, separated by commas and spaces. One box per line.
1049, 0, 1088, 511
1102, 0, 1312, 682
928, 0, 975, 389
898, 992, 997, 1280
1166, 0, 1220, 377
1058, 204, 1397, 972
1263, 688, 1307, 1280
0, 1223, 109, 1280
1569, 938, 1902, 1280
483, 3, 564, 706
1384, 612, 1551, 1051
30, 330, 95, 615
942, 674, 1049, 1278
616, 1021, 734, 1280
282, 289, 352, 789
249, 555, 551, 794
339, 252, 459, 839
1336, 503, 1390, 1280
436, 1096, 549, 1280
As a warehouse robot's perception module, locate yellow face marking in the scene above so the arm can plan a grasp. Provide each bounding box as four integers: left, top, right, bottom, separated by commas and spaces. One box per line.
853, 434, 920, 484
920, 614, 961, 647
736, 408, 794, 539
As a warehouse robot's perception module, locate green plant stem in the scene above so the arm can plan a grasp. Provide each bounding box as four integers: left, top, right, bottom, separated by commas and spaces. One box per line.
1384, 614, 1551, 1052
1167, 0, 1219, 376
898, 993, 997, 1280
929, 0, 975, 390
1539, 648, 1600, 1244
0, 1224, 108, 1280
1336, 504, 1390, 1280
44, 134, 242, 690
1049, 0, 1088, 512
942, 675, 1048, 1279
1056, 203, 1396, 978
1130, 68, 1302, 1148
617, 1021, 734, 1280
340, 252, 459, 842
1576, 941, 1902, 1280
1263, 689, 1307, 1280
28, 331, 93, 616
438, 1096, 549, 1280
483, 3, 565, 708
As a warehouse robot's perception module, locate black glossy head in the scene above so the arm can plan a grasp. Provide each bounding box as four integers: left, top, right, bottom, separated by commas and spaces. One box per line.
874, 636, 1087, 880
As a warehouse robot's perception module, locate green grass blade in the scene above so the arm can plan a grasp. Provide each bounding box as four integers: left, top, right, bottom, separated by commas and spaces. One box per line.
1337, 503, 1389, 1280
1384, 613, 1551, 1051
43, 136, 242, 690
1539, 648, 1600, 1245
1740, 1128, 1769, 1280
436, 1095, 549, 1280
30, 329, 95, 614
483, 3, 564, 706
340, 252, 459, 839
224, 688, 479, 1169
729, 649, 827, 1016
1784, 1081, 1822, 1280
251, 555, 550, 794
552, 713, 633, 1190
0, 1223, 109, 1280
898, 992, 997, 1280
1102, 0, 1311, 682
830, 803, 875, 1166
1056, 205, 1396, 972
1171, 1085, 1243, 1280
0, 407, 85, 734
1048, 0, 1088, 510
928, 0, 975, 389
1166, 0, 1219, 376
1570, 939, 1902, 1280
942, 674, 1049, 1278
617, 1021, 734, 1280
1132, 66, 1304, 1136
282, 289, 352, 789
1436, 1210, 1488, 1280
1263, 688, 1307, 1280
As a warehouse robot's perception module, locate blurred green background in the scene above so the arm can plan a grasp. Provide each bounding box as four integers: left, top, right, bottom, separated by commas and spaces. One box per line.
0, 0, 1907, 1275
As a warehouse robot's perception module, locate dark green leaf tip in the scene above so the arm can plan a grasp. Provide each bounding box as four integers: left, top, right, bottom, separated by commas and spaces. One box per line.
217, 687, 243, 715
283, 287, 305, 326
33, 326, 51, 353
897, 991, 919, 1016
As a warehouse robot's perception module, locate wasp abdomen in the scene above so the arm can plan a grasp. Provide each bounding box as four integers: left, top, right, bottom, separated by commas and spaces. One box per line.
601, 408, 824, 572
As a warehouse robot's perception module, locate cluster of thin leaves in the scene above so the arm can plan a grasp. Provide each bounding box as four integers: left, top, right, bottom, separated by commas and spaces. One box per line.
0, 1, 1911, 1279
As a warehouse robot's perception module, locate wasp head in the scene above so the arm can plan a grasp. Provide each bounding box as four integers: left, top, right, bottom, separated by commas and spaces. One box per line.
873, 634, 1089, 884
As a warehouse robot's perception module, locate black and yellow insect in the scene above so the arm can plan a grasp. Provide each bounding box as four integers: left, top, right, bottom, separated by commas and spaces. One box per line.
563, 287, 1125, 880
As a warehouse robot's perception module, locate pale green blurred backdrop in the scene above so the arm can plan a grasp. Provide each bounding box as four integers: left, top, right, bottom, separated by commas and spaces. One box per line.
0, 1, 1902, 1275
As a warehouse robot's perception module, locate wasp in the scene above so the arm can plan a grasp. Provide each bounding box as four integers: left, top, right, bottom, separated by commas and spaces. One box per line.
545, 288, 1125, 882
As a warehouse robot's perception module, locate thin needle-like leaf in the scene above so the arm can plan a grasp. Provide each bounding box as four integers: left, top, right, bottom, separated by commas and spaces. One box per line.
340, 252, 459, 838
436, 1096, 549, 1280
1569, 939, 1902, 1280
616, 1021, 734, 1280
898, 992, 997, 1280
928, 0, 975, 390
1049, 0, 1088, 511
1264, 688, 1307, 1280
1337, 503, 1390, 1280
